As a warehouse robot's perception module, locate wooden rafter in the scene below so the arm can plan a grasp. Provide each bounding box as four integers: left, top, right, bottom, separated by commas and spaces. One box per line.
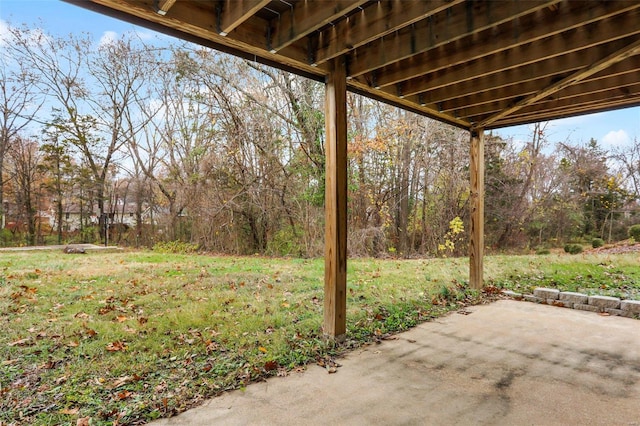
309, 0, 465, 66
268, 0, 368, 53
446, 65, 640, 116
475, 38, 640, 129
372, 1, 640, 90
218, 0, 271, 36
73, 0, 640, 130
348, 0, 560, 78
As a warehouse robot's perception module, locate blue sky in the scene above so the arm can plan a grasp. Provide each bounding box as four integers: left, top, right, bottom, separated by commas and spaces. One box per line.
2, 0, 639, 149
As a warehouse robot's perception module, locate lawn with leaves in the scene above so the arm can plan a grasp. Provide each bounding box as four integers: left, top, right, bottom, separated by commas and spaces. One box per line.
488, 252, 640, 300
1, 250, 638, 425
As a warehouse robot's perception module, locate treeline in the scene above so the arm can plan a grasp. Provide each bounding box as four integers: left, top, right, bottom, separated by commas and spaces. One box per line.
1, 26, 639, 255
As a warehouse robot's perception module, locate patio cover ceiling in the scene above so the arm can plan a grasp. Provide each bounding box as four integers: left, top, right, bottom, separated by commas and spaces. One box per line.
66, 0, 640, 131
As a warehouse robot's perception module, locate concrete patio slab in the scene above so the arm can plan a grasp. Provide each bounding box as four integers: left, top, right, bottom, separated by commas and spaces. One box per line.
154, 300, 640, 426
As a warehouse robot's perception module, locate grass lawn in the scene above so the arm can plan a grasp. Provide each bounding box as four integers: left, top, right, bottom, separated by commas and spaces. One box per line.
1, 249, 639, 425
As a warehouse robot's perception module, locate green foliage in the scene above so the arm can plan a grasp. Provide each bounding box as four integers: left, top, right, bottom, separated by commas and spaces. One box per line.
0, 228, 14, 246
564, 243, 583, 254
628, 224, 640, 241
591, 238, 605, 248
80, 226, 98, 244
152, 240, 199, 254
536, 248, 551, 255
267, 225, 304, 257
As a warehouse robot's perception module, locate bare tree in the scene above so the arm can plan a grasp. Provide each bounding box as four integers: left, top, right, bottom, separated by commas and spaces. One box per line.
5, 137, 46, 245
0, 26, 44, 228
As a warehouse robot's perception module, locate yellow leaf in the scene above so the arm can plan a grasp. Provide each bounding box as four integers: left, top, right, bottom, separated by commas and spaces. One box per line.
60, 408, 79, 415
258, 346, 267, 353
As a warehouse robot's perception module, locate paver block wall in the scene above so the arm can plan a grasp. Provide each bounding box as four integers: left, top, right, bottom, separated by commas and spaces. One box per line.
504, 288, 639, 319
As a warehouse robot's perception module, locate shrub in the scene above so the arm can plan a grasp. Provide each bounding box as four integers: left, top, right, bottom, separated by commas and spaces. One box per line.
628, 224, 640, 241
267, 225, 304, 257
152, 240, 199, 254
0, 228, 14, 246
564, 243, 583, 254
591, 238, 605, 248
536, 248, 550, 255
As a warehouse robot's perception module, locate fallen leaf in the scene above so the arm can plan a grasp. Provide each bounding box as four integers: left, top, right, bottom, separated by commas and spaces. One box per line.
85, 328, 97, 338
264, 360, 278, 371
8, 337, 31, 347
77, 417, 90, 426
115, 315, 127, 323
598, 312, 611, 316
2, 359, 18, 366
106, 341, 127, 352
110, 376, 132, 389
115, 390, 133, 400
75, 312, 90, 319
258, 346, 268, 353
60, 407, 79, 415
67, 341, 79, 348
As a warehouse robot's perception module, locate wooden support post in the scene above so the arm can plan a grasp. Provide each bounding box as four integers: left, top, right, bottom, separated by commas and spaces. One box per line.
324, 58, 348, 338
469, 129, 485, 290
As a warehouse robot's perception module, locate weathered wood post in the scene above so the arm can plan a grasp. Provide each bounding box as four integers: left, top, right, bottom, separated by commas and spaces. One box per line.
469, 129, 485, 290
324, 58, 348, 338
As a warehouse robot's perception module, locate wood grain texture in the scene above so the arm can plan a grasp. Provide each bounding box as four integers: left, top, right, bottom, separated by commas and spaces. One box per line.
469, 130, 484, 290
324, 58, 348, 338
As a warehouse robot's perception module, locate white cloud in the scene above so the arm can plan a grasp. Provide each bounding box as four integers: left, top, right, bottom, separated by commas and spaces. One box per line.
99, 30, 118, 47
602, 129, 630, 147
132, 29, 154, 41
548, 112, 606, 128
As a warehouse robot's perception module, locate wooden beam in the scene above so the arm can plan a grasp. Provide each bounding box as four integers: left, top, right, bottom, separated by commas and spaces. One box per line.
390, 21, 640, 104
487, 97, 640, 129
411, 52, 640, 106
476, 38, 640, 128
324, 57, 348, 339
217, 0, 270, 36
487, 86, 640, 124
310, 0, 464, 66
372, 1, 640, 89
347, 0, 560, 78
81, 0, 327, 78
449, 65, 640, 116
347, 79, 471, 129
469, 129, 484, 290
269, 0, 368, 53
154, 0, 176, 15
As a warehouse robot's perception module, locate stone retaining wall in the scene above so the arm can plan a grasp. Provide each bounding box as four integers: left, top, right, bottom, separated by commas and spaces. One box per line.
502, 288, 640, 319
